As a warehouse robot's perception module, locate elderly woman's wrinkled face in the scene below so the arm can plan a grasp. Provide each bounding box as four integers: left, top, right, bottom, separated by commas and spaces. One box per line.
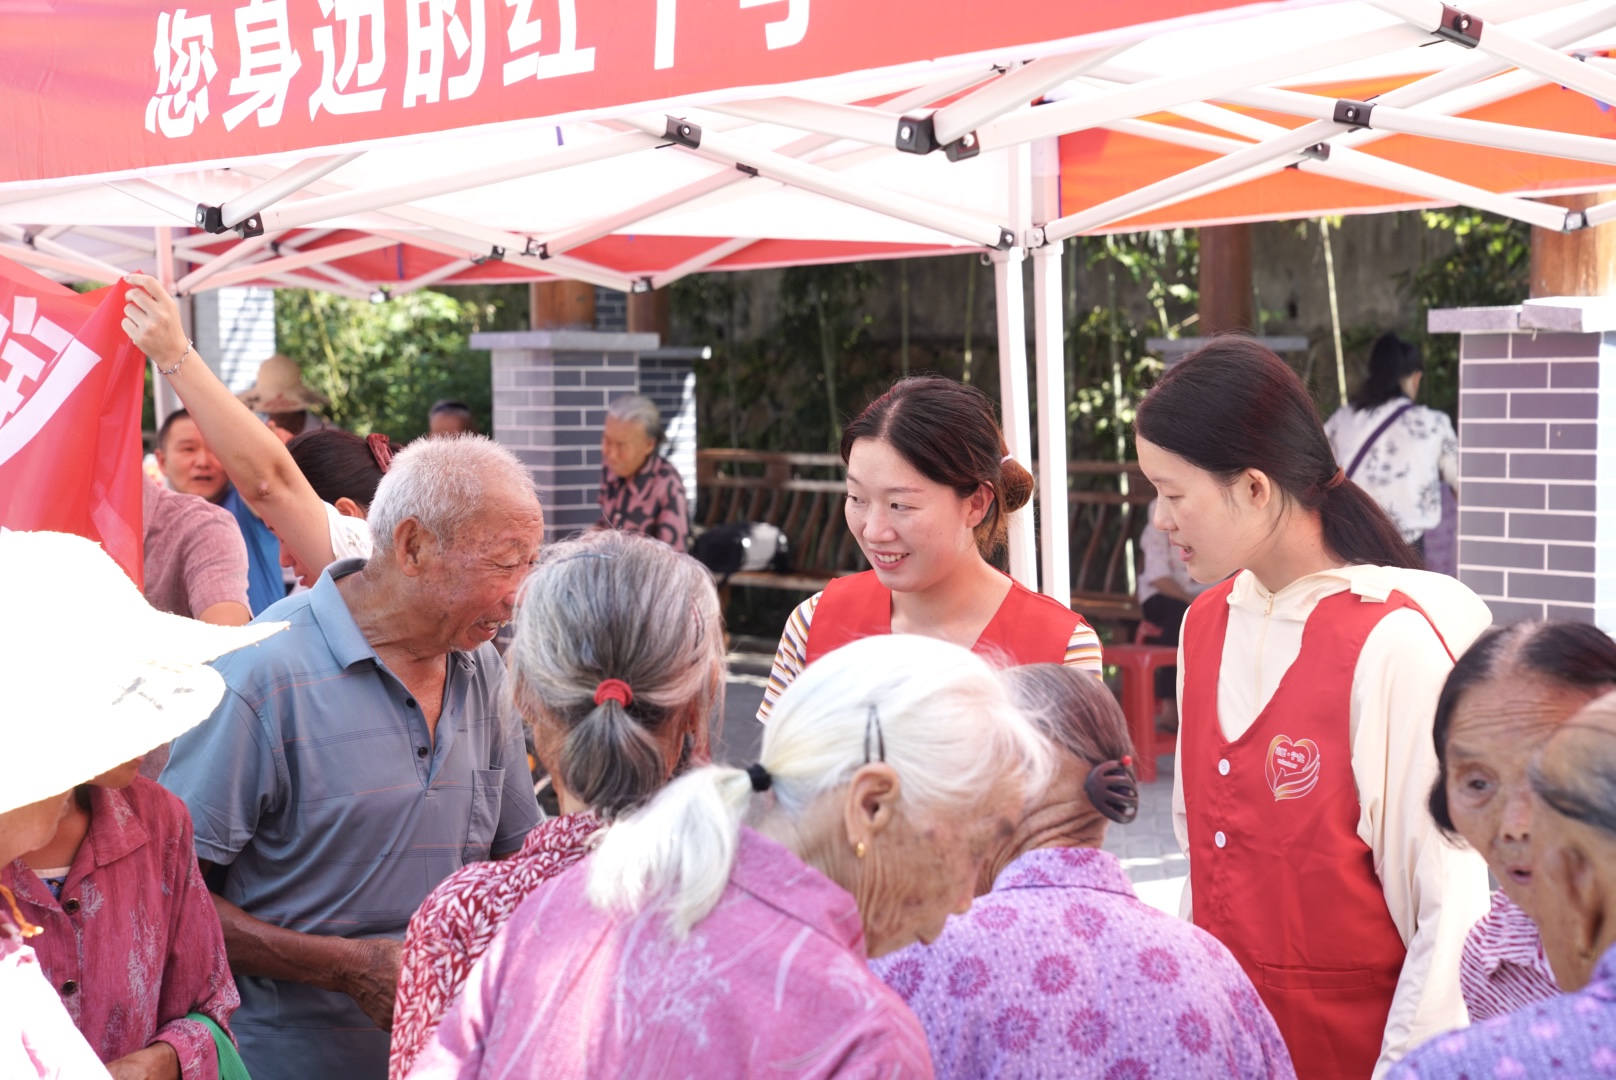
861, 791, 1022, 958
1445, 672, 1598, 913
602, 416, 657, 480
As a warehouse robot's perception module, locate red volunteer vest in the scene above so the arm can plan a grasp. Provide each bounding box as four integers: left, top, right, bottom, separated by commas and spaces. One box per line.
1181, 579, 1446, 1080
803, 569, 1085, 667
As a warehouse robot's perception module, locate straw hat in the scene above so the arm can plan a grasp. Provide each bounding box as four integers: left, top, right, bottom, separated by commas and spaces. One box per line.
0, 532, 286, 813
237, 353, 329, 413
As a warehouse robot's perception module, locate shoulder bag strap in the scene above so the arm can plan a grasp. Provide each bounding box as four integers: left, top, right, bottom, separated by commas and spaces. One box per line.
1345, 402, 1417, 480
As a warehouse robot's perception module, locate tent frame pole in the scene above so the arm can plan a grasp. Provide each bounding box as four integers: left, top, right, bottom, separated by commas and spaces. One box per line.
1030, 137, 1069, 605
218, 153, 364, 230
995, 138, 1037, 590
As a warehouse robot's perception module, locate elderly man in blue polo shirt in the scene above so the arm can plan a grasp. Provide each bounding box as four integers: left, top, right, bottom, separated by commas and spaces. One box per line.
161, 435, 544, 1080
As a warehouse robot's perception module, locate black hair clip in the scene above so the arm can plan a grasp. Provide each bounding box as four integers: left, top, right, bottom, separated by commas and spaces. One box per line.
864, 704, 886, 764
1085, 756, 1140, 825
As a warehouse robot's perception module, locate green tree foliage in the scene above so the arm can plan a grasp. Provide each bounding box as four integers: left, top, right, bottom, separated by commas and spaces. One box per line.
1399, 210, 1530, 418
273, 284, 526, 440
1066, 230, 1198, 464
674, 262, 887, 453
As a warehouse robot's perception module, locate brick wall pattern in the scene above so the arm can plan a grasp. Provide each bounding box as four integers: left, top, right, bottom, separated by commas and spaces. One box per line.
1456, 328, 1613, 627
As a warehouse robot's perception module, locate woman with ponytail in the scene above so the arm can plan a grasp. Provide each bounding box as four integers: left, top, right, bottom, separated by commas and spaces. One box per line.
1134, 339, 1492, 1079
390, 529, 724, 1079
873, 664, 1296, 1080
407, 633, 1050, 1079
758, 375, 1102, 721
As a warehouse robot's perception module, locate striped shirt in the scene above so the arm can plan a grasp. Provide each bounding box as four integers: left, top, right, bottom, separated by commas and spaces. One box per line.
757, 590, 1105, 721
1458, 889, 1559, 1023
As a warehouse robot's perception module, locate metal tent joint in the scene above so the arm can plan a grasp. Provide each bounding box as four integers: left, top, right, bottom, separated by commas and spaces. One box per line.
735, 163, 760, 176
895, 114, 938, 155
1025, 226, 1048, 249
472, 245, 506, 265
1333, 99, 1375, 129
1566, 210, 1589, 232
944, 131, 981, 162
1435, 5, 1483, 49
994, 227, 1016, 251
632, 276, 654, 293
195, 204, 264, 237
522, 238, 546, 258
1303, 142, 1333, 161
662, 116, 702, 149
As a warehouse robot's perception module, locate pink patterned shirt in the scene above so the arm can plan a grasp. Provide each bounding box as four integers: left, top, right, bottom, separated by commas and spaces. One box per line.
0, 915, 110, 1079
0, 778, 237, 1080
871, 846, 1295, 1080
390, 813, 601, 1080
1459, 890, 1560, 1023
406, 827, 933, 1079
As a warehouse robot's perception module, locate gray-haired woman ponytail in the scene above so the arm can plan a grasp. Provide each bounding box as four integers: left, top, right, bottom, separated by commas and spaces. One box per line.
507, 530, 725, 819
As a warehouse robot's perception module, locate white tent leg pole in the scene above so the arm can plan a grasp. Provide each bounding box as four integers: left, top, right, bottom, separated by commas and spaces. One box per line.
1030, 138, 1069, 606
996, 141, 1036, 589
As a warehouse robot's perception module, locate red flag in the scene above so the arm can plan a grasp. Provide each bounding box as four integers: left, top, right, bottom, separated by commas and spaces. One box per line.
0, 257, 146, 586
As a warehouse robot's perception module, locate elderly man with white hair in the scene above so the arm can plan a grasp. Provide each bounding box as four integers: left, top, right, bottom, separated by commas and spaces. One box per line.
161, 435, 544, 1080
598, 394, 689, 550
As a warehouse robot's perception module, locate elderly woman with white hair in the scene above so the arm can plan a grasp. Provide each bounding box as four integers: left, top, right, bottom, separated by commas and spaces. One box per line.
598, 393, 689, 550
406, 633, 1050, 1078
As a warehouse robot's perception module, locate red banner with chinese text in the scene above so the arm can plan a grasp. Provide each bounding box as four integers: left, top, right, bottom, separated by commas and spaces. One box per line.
0, 260, 146, 586
0, 0, 1282, 186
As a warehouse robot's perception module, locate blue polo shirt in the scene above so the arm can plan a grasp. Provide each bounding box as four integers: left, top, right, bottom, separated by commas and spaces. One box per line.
161, 559, 539, 1080
219, 485, 285, 615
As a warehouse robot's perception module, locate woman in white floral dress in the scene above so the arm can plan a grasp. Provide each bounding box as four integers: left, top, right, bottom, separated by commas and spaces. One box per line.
1325, 333, 1457, 560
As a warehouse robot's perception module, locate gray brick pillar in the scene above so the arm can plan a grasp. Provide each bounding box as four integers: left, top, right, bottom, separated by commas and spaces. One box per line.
638, 346, 705, 507
473, 330, 659, 543
1430, 298, 1616, 628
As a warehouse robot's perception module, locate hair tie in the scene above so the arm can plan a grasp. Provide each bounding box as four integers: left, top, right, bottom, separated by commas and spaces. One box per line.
1000, 454, 1014, 465
746, 762, 772, 792
1084, 757, 1140, 825
1323, 467, 1347, 491
593, 678, 633, 708
367, 432, 395, 474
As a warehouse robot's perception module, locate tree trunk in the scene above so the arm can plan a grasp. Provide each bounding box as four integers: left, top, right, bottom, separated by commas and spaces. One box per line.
530, 281, 595, 329
1531, 193, 1616, 297
1197, 224, 1254, 334
627, 287, 671, 338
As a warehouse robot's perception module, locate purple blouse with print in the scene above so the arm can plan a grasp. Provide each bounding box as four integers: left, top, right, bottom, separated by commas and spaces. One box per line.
870, 846, 1296, 1080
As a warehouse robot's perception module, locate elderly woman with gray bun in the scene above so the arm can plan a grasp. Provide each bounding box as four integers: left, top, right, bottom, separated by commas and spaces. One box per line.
1389, 691, 1616, 1078
406, 633, 1050, 1079
389, 529, 725, 1079
874, 665, 1295, 1080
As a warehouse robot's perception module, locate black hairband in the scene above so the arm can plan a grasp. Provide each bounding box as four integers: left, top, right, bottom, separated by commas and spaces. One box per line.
746, 762, 772, 793
1085, 757, 1140, 825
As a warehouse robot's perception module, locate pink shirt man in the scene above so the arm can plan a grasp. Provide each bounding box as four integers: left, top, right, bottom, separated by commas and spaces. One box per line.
141, 475, 250, 621
408, 827, 932, 1079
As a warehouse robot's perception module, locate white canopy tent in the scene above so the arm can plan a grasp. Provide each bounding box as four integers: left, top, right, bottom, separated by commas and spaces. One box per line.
5, 0, 1616, 599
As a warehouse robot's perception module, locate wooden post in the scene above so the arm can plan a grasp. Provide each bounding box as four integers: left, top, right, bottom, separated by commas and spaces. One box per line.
1198, 223, 1254, 334
1531, 192, 1616, 298
529, 280, 596, 329
626, 287, 671, 339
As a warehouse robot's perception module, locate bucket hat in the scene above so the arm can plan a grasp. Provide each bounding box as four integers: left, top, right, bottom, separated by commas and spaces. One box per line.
0, 531, 285, 812
236, 353, 329, 413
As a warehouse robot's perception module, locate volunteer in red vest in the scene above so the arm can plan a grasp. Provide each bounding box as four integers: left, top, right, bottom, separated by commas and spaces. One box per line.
1134, 338, 1491, 1080
758, 375, 1102, 721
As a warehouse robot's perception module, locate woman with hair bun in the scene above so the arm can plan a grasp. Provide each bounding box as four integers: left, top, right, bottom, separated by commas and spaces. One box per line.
758, 375, 1102, 721
1134, 338, 1493, 1079
407, 633, 1051, 1079
874, 664, 1296, 1080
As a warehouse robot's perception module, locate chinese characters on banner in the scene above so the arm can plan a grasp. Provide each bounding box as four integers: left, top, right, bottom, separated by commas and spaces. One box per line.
143, 0, 808, 139
0, 259, 146, 587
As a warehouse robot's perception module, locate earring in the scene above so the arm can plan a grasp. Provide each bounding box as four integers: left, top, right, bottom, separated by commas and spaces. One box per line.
856, 841, 867, 860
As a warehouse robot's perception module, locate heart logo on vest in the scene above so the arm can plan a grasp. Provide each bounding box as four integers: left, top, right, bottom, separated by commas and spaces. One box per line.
1266, 735, 1321, 801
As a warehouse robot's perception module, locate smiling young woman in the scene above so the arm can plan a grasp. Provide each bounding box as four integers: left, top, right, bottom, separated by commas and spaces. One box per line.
757, 376, 1102, 722
1134, 338, 1493, 1080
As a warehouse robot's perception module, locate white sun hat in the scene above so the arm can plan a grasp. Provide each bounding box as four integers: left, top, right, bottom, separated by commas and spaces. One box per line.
0, 531, 286, 813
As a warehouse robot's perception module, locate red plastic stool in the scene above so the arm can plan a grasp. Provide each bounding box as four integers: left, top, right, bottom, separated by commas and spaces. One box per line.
1102, 643, 1178, 782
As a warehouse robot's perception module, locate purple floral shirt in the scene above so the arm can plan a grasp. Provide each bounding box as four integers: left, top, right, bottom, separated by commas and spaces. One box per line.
407, 827, 932, 1079
1388, 941, 1616, 1079
871, 846, 1296, 1080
